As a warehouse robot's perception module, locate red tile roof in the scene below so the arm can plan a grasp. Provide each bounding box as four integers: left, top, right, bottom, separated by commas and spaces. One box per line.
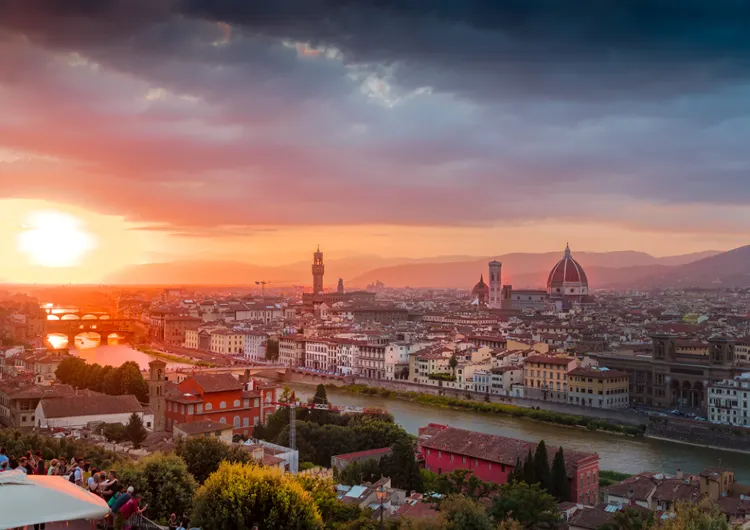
421, 426, 597, 477
191, 373, 243, 393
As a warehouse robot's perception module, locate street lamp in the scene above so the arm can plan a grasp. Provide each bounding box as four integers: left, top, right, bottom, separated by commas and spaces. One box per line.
376, 484, 387, 530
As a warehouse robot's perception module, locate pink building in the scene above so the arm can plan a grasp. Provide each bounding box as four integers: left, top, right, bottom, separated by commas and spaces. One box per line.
418, 424, 600, 505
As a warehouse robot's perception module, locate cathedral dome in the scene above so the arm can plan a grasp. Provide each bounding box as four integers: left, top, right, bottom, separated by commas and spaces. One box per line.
547, 244, 589, 297
472, 274, 490, 304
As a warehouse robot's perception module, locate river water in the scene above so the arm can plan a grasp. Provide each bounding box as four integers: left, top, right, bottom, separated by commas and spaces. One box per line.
291, 385, 750, 482
48, 333, 192, 370
47, 338, 750, 482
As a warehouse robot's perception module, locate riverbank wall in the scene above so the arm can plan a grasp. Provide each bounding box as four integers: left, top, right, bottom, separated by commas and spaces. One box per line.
351, 377, 646, 427
645, 420, 750, 454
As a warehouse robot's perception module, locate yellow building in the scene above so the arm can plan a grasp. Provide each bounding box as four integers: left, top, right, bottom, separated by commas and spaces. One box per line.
568, 367, 630, 409
523, 354, 578, 401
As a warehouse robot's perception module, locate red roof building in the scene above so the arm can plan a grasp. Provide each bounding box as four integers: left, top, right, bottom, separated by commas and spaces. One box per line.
418, 425, 600, 505
164, 373, 277, 438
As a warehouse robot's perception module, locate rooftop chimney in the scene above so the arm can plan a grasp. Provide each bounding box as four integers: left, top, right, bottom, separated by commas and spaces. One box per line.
676, 468, 683, 480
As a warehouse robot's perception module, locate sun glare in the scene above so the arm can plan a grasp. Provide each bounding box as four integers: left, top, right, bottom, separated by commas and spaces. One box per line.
17, 210, 96, 267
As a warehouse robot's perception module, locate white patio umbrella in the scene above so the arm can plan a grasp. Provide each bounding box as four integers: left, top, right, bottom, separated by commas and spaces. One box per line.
0, 469, 111, 529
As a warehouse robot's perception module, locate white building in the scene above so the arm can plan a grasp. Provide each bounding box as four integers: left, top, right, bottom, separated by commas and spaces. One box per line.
305, 339, 334, 372
36, 394, 154, 430
473, 366, 524, 395
279, 335, 306, 367
334, 341, 361, 376
708, 373, 750, 426
209, 329, 246, 355
243, 331, 268, 361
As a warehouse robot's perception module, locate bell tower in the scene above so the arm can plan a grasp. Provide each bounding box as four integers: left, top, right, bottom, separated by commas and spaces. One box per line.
312, 246, 325, 295
488, 260, 502, 308
148, 359, 167, 431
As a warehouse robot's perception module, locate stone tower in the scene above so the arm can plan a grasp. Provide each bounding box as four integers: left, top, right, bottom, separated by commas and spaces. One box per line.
337, 278, 344, 294
312, 246, 325, 295
488, 260, 502, 308
148, 359, 167, 431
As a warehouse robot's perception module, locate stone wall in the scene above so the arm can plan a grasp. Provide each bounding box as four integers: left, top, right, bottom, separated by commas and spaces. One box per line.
352, 377, 646, 427
645, 419, 750, 453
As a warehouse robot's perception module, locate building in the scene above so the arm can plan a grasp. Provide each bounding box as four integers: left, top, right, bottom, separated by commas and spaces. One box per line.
305, 339, 334, 372
547, 244, 590, 311
209, 329, 247, 355
0, 381, 77, 428
164, 373, 269, 437
331, 447, 393, 473
500, 286, 550, 311
173, 420, 234, 443
312, 246, 325, 295
474, 366, 524, 396
708, 373, 750, 426
591, 335, 745, 411
359, 342, 387, 379
35, 394, 153, 430
523, 354, 578, 401
471, 275, 490, 306
163, 315, 202, 345
279, 335, 306, 367
243, 331, 268, 361
419, 424, 600, 505
148, 359, 167, 431
567, 367, 630, 409
488, 260, 502, 308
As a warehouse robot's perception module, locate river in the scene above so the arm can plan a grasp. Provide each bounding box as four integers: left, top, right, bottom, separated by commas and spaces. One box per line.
290, 384, 750, 482
45, 338, 750, 482
48, 333, 192, 370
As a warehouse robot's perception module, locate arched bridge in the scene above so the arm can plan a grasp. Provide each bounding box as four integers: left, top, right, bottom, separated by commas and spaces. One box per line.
46, 319, 139, 344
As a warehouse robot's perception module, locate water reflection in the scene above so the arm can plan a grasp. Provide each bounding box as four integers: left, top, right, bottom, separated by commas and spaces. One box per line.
47, 332, 191, 370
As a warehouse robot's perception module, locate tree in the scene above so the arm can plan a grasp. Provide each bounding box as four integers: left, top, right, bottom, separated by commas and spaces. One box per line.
297, 474, 372, 529
174, 436, 252, 484
124, 413, 148, 449
429, 470, 498, 501
654, 502, 728, 530
313, 384, 329, 404
310, 384, 331, 424
440, 495, 494, 530
118, 453, 197, 525
192, 462, 324, 530
337, 458, 382, 486
533, 441, 552, 492
599, 507, 655, 530
382, 437, 424, 493
522, 449, 536, 485
489, 481, 559, 529
550, 448, 569, 501
102, 423, 127, 444
449, 353, 458, 376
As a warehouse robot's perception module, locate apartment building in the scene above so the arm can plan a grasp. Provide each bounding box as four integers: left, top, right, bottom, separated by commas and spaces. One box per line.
708, 373, 750, 426
567, 367, 630, 409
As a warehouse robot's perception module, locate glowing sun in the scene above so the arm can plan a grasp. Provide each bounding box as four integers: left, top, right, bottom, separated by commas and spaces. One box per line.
17, 210, 96, 267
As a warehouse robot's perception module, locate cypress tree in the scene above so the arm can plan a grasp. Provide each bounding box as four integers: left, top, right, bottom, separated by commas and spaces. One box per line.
509, 457, 522, 483
522, 448, 536, 485
533, 440, 553, 492
551, 447, 570, 501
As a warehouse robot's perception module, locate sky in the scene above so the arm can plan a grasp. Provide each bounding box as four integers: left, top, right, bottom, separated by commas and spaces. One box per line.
1, 1, 750, 283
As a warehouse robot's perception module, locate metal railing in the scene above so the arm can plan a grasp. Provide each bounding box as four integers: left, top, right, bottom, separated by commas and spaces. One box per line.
127, 512, 166, 530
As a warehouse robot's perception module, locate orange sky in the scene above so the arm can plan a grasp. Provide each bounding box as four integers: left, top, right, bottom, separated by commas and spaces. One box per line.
1, 198, 745, 284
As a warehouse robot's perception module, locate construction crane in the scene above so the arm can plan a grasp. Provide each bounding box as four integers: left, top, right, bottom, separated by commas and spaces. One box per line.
255, 280, 270, 298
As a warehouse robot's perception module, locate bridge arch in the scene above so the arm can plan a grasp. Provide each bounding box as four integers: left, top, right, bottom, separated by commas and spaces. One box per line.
47, 315, 60, 320
81, 314, 98, 320
61, 314, 80, 320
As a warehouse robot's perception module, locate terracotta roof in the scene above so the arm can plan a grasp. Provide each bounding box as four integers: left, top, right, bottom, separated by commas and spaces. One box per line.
333, 447, 392, 462
547, 245, 588, 287
606, 475, 657, 501
421, 426, 597, 477
525, 355, 576, 366
569, 507, 614, 530
174, 420, 232, 435
40, 394, 143, 418
192, 373, 243, 393
653, 479, 699, 503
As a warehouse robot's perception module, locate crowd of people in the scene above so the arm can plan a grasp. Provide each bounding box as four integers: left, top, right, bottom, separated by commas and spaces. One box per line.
0, 446, 199, 530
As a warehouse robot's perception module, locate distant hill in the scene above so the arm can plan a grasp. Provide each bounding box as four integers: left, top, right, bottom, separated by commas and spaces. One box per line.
102, 249, 727, 288
631, 246, 750, 288
349, 250, 720, 289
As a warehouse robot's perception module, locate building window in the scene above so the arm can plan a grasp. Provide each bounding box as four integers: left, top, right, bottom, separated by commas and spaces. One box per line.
234, 399, 241, 408
243, 417, 249, 427
219, 417, 226, 424
220, 401, 227, 409
205, 403, 212, 411
233, 416, 241, 428
188, 405, 194, 415
197, 404, 203, 413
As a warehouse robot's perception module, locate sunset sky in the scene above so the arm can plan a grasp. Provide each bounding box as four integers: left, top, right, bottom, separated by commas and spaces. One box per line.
1, 1, 750, 283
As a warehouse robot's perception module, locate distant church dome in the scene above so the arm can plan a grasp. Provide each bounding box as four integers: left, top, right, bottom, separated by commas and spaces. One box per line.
547, 244, 589, 298
472, 274, 490, 305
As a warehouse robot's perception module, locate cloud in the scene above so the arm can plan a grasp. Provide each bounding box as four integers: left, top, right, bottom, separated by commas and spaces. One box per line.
0, 0, 749, 238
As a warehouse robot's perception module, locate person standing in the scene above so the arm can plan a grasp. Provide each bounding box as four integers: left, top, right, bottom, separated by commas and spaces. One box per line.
35, 451, 46, 476
0, 447, 9, 468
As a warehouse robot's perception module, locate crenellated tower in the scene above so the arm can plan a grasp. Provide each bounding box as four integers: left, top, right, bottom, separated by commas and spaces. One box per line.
312, 246, 325, 295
